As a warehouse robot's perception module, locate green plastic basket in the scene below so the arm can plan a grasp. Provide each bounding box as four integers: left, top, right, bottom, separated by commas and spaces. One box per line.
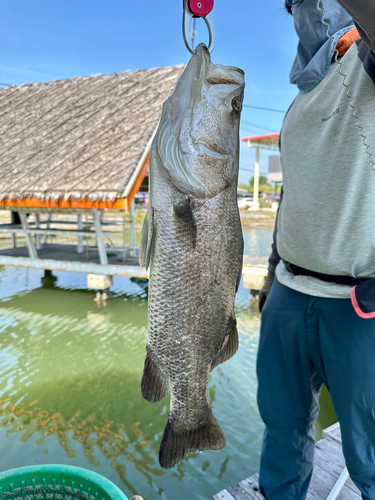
0, 465, 129, 500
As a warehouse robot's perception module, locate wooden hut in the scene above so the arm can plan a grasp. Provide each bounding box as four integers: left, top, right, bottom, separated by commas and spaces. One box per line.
0, 64, 184, 288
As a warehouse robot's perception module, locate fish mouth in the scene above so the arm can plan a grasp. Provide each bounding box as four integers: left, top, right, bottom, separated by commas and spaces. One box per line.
194, 140, 229, 157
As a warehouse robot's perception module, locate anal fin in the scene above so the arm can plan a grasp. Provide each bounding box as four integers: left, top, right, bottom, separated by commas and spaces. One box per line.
211, 315, 239, 370
141, 351, 170, 403
159, 410, 226, 469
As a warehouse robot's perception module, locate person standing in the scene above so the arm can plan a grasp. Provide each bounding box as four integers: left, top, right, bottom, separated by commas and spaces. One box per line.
257, 0, 375, 498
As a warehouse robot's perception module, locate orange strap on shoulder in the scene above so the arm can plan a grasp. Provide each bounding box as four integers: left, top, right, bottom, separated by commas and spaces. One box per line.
336, 28, 361, 57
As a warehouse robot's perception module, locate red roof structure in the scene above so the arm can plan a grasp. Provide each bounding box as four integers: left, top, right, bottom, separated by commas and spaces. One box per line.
240, 133, 281, 207
241, 133, 280, 151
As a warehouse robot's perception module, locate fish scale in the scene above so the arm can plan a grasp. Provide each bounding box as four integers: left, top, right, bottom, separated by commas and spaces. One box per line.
139, 43, 245, 468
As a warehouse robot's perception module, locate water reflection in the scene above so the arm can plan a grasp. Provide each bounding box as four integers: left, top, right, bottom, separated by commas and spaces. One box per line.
0, 230, 337, 500
0, 395, 164, 493
0, 268, 265, 500
243, 229, 273, 257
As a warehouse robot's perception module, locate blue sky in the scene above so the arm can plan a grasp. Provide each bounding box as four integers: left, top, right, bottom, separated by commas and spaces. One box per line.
0, 0, 299, 184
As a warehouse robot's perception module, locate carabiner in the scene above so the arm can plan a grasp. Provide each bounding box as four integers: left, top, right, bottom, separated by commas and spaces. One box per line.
183, 0, 215, 54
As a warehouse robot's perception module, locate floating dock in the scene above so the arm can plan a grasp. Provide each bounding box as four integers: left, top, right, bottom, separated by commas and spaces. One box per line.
213, 422, 360, 499
0, 210, 268, 288
0, 245, 148, 278
0, 210, 149, 279
0, 248, 267, 286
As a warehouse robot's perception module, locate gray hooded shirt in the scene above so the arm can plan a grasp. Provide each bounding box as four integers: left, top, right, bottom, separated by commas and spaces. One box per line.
275, 0, 375, 298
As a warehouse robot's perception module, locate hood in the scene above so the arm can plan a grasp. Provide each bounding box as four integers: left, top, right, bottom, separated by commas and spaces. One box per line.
286, 0, 355, 93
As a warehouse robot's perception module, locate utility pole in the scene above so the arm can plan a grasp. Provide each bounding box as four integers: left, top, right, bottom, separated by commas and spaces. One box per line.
253, 146, 260, 210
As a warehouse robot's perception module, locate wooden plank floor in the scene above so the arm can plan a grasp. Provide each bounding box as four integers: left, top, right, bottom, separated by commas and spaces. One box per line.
213, 423, 361, 500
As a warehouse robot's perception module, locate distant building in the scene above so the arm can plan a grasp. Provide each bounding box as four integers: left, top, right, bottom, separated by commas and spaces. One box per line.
241, 133, 280, 210
237, 187, 248, 197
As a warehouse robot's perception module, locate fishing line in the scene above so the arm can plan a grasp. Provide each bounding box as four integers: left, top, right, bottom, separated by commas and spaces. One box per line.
316, 0, 375, 174
191, 17, 197, 50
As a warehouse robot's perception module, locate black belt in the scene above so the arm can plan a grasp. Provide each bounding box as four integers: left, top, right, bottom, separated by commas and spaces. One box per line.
283, 260, 368, 286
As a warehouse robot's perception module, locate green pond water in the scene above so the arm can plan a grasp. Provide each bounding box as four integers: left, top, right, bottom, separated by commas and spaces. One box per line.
0, 229, 337, 500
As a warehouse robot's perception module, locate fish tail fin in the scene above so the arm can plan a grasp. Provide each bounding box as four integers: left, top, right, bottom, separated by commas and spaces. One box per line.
141, 351, 170, 403
159, 410, 226, 469
211, 315, 239, 370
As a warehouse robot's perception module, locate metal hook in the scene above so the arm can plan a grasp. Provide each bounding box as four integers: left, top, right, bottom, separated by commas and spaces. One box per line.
183, 0, 215, 54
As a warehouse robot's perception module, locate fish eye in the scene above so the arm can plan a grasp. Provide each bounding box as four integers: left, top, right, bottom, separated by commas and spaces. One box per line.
231, 97, 242, 114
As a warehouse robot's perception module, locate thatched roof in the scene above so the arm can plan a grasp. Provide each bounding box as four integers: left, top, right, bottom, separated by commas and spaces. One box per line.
0, 64, 185, 203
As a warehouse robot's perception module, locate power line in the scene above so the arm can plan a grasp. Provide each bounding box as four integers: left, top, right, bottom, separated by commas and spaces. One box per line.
240, 125, 266, 136
0, 82, 12, 87
0, 62, 63, 77
243, 104, 287, 114
240, 122, 261, 131
241, 120, 279, 133
239, 167, 269, 177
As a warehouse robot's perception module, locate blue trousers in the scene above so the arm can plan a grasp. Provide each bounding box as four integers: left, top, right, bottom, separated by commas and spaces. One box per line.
257, 276, 375, 500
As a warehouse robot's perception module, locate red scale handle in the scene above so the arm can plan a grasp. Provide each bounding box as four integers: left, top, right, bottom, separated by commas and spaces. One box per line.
188, 0, 214, 17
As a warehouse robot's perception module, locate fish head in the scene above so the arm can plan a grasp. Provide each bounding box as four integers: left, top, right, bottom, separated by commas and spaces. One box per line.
156, 44, 245, 199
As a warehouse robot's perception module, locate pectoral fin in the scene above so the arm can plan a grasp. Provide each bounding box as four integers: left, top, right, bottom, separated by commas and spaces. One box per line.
173, 198, 197, 248
139, 207, 154, 270
211, 315, 239, 370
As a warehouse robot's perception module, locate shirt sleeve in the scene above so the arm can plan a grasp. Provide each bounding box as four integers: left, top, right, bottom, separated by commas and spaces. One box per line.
336, 0, 375, 52
268, 186, 283, 274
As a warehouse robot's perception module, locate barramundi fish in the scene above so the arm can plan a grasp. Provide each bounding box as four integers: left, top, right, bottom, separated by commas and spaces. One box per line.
139, 43, 245, 469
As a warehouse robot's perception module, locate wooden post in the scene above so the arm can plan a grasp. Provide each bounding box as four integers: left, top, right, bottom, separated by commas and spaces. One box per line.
93, 209, 108, 265
123, 210, 126, 262
11, 211, 19, 248
19, 212, 38, 259
130, 200, 135, 257
35, 213, 42, 250
77, 214, 84, 253
253, 146, 260, 208
86, 214, 89, 260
